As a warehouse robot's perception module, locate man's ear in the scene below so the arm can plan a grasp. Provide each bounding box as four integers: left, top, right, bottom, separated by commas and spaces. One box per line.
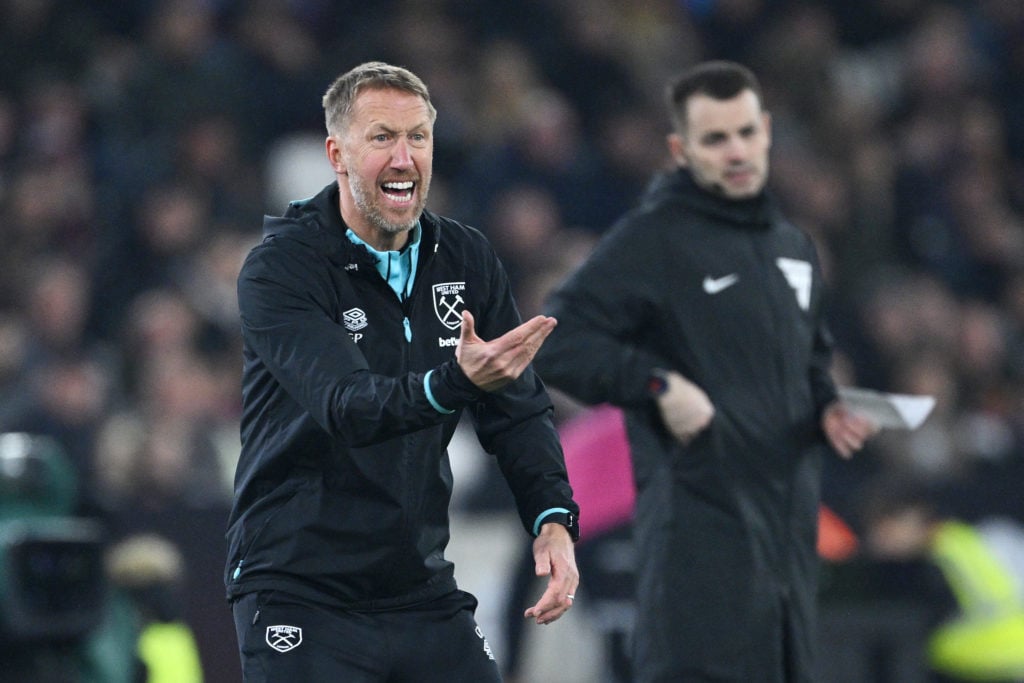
667, 132, 688, 167
326, 136, 346, 174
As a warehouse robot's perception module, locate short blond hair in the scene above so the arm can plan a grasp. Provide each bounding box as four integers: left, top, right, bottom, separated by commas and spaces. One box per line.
322, 61, 437, 136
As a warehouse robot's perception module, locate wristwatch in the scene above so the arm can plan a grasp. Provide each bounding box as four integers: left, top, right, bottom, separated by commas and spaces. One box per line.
647, 368, 670, 397
542, 511, 580, 543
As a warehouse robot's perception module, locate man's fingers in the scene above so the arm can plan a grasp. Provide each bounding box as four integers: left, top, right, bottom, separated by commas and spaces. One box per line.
476, 316, 556, 369
459, 310, 476, 342
523, 589, 572, 625
521, 314, 557, 335
507, 316, 558, 358
837, 413, 876, 457
524, 526, 578, 625
525, 596, 572, 624
657, 371, 714, 443
503, 315, 557, 349
832, 422, 867, 458
462, 312, 553, 350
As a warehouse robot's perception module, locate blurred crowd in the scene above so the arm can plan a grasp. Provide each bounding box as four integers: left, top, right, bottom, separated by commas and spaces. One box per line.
2, 0, 1024, 678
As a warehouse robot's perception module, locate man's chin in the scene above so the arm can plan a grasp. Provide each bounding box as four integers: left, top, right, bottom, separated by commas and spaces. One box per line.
706, 182, 756, 201
721, 182, 763, 200
372, 210, 422, 235
730, 190, 761, 200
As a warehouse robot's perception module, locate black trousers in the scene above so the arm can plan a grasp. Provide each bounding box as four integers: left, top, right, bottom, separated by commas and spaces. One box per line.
233, 589, 502, 683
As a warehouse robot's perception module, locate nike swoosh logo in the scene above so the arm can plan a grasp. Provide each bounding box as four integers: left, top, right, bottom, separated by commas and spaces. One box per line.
703, 273, 739, 294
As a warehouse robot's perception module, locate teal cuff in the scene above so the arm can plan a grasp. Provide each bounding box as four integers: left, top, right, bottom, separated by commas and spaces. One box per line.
424, 370, 455, 414
533, 507, 571, 536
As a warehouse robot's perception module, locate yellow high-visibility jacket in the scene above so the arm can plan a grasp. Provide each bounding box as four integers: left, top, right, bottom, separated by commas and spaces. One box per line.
928, 520, 1024, 681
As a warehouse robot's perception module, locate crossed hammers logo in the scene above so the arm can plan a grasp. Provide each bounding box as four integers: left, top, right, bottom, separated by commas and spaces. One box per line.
266, 625, 302, 653
432, 282, 467, 330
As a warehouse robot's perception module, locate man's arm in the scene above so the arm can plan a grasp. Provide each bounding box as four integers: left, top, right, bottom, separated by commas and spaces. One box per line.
801, 243, 877, 457
240, 242, 552, 446
465, 244, 581, 625
533, 222, 670, 409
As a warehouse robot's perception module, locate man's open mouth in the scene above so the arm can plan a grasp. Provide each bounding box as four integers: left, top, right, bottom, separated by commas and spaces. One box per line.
382, 181, 414, 203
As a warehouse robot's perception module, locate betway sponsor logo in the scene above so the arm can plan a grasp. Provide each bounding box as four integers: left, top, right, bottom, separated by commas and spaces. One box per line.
438, 336, 459, 348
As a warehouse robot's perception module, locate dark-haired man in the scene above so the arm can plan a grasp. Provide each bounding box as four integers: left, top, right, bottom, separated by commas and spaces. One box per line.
536, 61, 876, 682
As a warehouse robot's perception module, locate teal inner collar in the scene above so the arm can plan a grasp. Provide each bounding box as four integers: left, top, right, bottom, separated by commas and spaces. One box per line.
346, 223, 421, 301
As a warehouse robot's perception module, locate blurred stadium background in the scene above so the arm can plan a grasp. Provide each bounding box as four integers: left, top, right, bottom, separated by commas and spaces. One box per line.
1, 0, 1023, 681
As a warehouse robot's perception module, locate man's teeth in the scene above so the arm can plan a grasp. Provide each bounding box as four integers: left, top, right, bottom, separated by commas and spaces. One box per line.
382, 181, 414, 204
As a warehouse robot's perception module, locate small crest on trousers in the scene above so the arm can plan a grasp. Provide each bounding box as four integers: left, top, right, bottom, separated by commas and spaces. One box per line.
266, 625, 303, 653
433, 282, 466, 330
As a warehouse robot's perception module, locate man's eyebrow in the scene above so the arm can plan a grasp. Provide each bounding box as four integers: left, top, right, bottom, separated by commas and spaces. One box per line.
700, 130, 728, 142
367, 121, 431, 135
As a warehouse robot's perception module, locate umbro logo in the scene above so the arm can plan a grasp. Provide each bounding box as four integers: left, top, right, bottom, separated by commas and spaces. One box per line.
702, 273, 739, 294
266, 625, 302, 653
343, 308, 368, 331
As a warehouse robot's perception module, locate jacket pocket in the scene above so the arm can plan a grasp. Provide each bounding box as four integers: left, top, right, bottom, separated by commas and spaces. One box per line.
228, 477, 310, 583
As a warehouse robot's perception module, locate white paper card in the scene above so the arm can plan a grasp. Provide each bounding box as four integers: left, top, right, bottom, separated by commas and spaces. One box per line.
838, 387, 936, 430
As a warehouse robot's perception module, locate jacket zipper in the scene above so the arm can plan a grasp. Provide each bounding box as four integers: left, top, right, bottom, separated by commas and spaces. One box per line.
231, 487, 302, 582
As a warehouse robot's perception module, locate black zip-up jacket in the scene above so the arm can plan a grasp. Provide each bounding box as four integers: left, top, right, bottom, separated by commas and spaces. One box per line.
225, 182, 576, 610
535, 169, 837, 681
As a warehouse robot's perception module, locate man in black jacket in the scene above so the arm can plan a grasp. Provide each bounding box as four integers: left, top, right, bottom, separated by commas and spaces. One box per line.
535, 61, 876, 682
226, 61, 579, 682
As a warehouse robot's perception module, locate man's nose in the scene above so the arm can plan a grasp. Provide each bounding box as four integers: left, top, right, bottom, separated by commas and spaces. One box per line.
391, 139, 413, 168
725, 137, 748, 161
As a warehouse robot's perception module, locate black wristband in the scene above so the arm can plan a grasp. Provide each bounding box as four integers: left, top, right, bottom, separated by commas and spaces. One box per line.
541, 511, 580, 543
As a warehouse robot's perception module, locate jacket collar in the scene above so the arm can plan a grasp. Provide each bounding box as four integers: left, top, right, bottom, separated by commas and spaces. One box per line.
261, 181, 441, 270
644, 168, 776, 229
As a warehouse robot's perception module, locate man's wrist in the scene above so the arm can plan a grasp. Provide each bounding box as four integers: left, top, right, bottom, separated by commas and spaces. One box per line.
423, 369, 455, 414
425, 361, 481, 414
535, 510, 580, 543
647, 368, 670, 397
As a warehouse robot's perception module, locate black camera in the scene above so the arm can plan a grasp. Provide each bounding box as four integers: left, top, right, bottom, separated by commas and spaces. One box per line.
0, 433, 106, 643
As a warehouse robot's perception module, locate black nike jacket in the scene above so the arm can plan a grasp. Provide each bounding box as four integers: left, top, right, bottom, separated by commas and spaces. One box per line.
536, 168, 837, 681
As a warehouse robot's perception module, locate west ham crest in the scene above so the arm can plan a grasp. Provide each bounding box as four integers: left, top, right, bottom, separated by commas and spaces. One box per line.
432, 282, 466, 330
266, 625, 303, 653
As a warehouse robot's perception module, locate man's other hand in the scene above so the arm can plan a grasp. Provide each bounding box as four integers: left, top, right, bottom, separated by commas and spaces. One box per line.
822, 401, 878, 458
657, 370, 715, 444
456, 311, 556, 392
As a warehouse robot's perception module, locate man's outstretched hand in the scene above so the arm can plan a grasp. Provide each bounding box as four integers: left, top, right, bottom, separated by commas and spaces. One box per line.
456, 311, 556, 392
523, 523, 579, 625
